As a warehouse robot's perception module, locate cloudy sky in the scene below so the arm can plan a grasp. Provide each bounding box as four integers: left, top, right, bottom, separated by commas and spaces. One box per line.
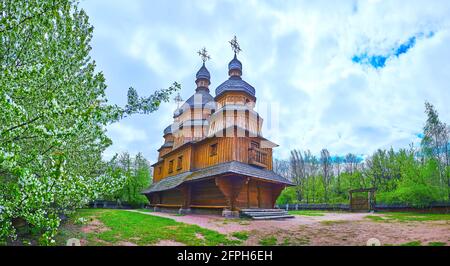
80, 0, 450, 163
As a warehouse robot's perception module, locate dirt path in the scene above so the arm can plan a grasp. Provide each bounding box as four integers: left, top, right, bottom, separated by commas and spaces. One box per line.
128, 210, 450, 246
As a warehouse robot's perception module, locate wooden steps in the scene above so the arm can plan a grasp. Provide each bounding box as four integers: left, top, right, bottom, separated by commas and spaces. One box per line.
240, 208, 294, 220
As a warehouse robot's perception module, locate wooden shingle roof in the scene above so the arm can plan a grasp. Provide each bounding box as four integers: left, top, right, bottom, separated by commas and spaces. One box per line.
142, 161, 293, 194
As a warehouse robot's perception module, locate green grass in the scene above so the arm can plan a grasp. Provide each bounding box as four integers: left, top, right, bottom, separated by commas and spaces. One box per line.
365, 215, 388, 222
400, 241, 422, 246
57, 209, 241, 246
259, 236, 277, 246
288, 210, 326, 216
428, 242, 446, 246
320, 220, 349, 226
281, 236, 310, 246
231, 231, 249, 241
221, 218, 251, 225
366, 212, 450, 222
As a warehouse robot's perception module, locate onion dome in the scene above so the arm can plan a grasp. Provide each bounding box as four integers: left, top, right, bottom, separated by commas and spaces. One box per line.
173, 90, 215, 119
163, 125, 173, 136
195, 63, 211, 93
228, 54, 242, 76
215, 54, 255, 98
196, 63, 211, 81
173, 107, 183, 118
173, 65, 216, 119
184, 89, 215, 109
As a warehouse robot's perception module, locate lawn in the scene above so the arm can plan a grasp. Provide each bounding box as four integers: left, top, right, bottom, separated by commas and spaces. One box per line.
288, 210, 326, 216
57, 209, 241, 246
365, 212, 450, 222
53, 209, 450, 246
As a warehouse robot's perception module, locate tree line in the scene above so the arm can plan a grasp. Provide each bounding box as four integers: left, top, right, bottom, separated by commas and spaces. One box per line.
275, 102, 450, 207
106, 152, 152, 207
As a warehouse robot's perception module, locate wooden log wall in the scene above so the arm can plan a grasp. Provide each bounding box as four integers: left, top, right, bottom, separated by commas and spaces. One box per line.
190, 179, 228, 207
159, 189, 183, 205
193, 137, 233, 170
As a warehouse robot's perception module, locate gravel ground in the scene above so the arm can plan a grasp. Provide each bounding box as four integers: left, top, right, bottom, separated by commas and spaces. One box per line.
129, 210, 450, 246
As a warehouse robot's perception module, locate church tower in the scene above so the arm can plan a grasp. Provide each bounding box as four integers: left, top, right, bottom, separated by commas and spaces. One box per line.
208, 36, 264, 141
171, 48, 216, 149
145, 39, 292, 216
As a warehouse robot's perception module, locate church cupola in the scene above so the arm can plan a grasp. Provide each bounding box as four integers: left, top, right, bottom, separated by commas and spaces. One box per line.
195, 47, 211, 92
215, 36, 255, 99
228, 54, 242, 77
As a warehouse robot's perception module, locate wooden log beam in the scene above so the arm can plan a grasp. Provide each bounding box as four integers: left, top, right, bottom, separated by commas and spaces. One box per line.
215, 176, 233, 209
180, 184, 191, 209
215, 176, 248, 211
271, 184, 285, 208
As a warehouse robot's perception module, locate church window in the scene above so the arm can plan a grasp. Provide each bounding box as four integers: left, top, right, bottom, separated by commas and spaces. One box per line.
168, 160, 174, 173
251, 141, 259, 149
177, 155, 183, 170
210, 143, 218, 156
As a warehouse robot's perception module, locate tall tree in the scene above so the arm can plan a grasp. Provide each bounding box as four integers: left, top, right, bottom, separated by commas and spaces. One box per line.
422, 102, 450, 199
320, 149, 332, 202
273, 158, 290, 179
0, 0, 178, 244
290, 150, 306, 201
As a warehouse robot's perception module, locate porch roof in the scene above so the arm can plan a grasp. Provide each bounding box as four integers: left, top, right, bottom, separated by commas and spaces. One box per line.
142, 161, 294, 194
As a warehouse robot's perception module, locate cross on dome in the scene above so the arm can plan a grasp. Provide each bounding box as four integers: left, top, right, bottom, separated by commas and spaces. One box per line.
229, 35, 241, 55
197, 47, 211, 63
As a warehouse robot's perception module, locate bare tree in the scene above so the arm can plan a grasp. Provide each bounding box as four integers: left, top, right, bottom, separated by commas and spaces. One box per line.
321, 149, 332, 202
334, 156, 344, 195
345, 153, 358, 175
273, 158, 290, 179
290, 150, 306, 201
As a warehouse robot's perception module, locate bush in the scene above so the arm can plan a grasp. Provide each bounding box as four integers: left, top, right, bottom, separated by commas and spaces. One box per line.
377, 184, 445, 207
276, 187, 298, 205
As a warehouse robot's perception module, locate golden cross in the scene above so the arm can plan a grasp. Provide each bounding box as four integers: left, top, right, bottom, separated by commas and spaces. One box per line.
229, 35, 241, 55
197, 47, 211, 63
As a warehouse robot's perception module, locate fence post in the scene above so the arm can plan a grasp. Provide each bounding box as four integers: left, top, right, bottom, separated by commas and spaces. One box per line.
295, 204, 298, 210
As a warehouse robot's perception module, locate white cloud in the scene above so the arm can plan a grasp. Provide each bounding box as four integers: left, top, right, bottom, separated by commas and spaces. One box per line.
81, 0, 450, 162
102, 122, 149, 160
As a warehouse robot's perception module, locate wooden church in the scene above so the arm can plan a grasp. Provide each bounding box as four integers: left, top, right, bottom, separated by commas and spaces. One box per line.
143, 37, 293, 217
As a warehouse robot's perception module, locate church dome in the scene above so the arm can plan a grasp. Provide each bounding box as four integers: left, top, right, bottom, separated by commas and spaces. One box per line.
184, 89, 215, 109
173, 107, 183, 118
216, 54, 255, 98
196, 63, 210, 81
215, 76, 255, 98
228, 54, 242, 75
173, 89, 216, 119
163, 124, 173, 135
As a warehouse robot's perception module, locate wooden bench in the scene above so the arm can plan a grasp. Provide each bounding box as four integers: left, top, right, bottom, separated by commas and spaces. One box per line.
150, 204, 182, 208
189, 205, 228, 209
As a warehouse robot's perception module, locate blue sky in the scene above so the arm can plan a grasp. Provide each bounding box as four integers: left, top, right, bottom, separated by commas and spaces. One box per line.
80, 0, 450, 163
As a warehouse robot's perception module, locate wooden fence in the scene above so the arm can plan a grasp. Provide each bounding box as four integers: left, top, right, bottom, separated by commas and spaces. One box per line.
276, 202, 450, 213
88, 200, 145, 209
